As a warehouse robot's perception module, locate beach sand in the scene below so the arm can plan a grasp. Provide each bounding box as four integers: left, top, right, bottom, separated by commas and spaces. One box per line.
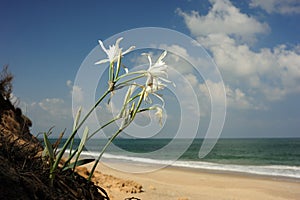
77, 162, 300, 200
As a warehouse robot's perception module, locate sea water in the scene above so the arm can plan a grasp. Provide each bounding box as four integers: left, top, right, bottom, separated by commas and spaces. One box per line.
54, 138, 300, 179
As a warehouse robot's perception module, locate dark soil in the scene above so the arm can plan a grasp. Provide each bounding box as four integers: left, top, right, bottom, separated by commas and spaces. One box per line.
0, 66, 109, 200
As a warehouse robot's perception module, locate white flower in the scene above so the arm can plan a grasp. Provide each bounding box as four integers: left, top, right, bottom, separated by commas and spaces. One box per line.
144, 79, 166, 106
154, 106, 163, 126
142, 51, 173, 105
120, 100, 136, 129
95, 37, 135, 65
143, 51, 169, 89
145, 77, 167, 93
119, 84, 136, 118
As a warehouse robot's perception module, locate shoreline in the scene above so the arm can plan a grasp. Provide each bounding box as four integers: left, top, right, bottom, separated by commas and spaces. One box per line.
164, 164, 300, 183
82, 160, 300, 200
100, 159, 300, 183
78, 148, 300, 179
88, 154, 300, 180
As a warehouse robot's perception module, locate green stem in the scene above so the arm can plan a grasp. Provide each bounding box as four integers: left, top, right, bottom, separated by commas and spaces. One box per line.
114, 53, 122, 81
88, 89, 145, 181
115, 74, 145, 89
69, 107, 82, 156
131, 89, 145, 119
109, 62, 114, 81
69, 139, 74, 156
88, 128, 123, 181
63, 114, 120, 169
50, 89, 110, 178
128, 92, 143, 107
87, 116, 120, 140
115, 70, 145, 82
62, 149, 77, 169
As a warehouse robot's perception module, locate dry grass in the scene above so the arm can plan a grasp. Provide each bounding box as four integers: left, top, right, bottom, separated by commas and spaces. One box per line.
0, 66, 109, 200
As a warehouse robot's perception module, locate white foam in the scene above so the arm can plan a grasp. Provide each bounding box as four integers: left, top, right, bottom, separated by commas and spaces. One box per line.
79, 150, 300, 179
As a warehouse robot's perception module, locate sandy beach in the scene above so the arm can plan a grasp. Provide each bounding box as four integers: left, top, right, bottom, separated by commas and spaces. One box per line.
78, 162, 300, 200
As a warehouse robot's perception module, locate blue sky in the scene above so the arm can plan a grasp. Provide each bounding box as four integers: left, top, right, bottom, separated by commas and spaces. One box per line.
1, 0, 300, 138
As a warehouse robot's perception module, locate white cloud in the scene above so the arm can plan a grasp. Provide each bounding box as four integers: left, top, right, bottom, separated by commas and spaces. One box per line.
250, 0, 300, 15
156, 42, 259, 110
156, 40, 300, 111
11, 96, 73, 136
66, 80, 85, 107
164, 48, 195, 74
177, 0, 269, 44
210, 37, 300, 101
198, 80, 260, 110
177, 0, 300, 108
184, 73, 199, 87
174, 73, 202, 117
66, 80, 72, 87
38, 98, 70, 118
198, 79, 225, 105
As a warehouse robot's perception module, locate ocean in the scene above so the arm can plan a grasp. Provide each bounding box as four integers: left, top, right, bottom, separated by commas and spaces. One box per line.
53, 138, 300, 179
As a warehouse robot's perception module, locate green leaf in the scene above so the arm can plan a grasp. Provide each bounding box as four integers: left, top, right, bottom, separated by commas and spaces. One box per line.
53, 129, 65, 154
72, 126, 89, 171
70, 107, 82, 156
43, 132, 54, 162
73, 107, 82, 132
78, 126, 89, 154
42, 146, 48, 159
46, 126, 55, 136
62, 158, 95, 171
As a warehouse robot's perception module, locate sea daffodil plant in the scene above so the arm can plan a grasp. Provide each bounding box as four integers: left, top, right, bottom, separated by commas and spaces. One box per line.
44, 37, 173, 184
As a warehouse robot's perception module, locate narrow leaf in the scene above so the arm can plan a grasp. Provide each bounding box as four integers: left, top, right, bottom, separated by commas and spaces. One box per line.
77, 126, 89, 155
62, 158, 95, 171
70, 107, 82, 155
43, 132, 54, 161
53, 129, 65, 154
73, 107, 82, 131
46, 126, 55, 136
72, 126, 89, 171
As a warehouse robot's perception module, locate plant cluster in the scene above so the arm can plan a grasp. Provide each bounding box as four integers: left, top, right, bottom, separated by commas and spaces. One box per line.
42, 37, 173, 185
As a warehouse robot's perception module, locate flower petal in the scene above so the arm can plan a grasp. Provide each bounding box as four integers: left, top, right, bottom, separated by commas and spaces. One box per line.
122, 45, 135, 56
98, 40, 108, 55
115, 37, 123, 48
154, 107, 163, 126
142, 53, 152, 68
156, 51, 167, 63
95, 58, 110, 65
124, 67, 129, 74
152, 92, 165, 107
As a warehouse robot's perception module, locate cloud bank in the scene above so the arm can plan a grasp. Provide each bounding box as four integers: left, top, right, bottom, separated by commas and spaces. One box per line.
177, 0, 300, 110
250, 0, 300, 15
